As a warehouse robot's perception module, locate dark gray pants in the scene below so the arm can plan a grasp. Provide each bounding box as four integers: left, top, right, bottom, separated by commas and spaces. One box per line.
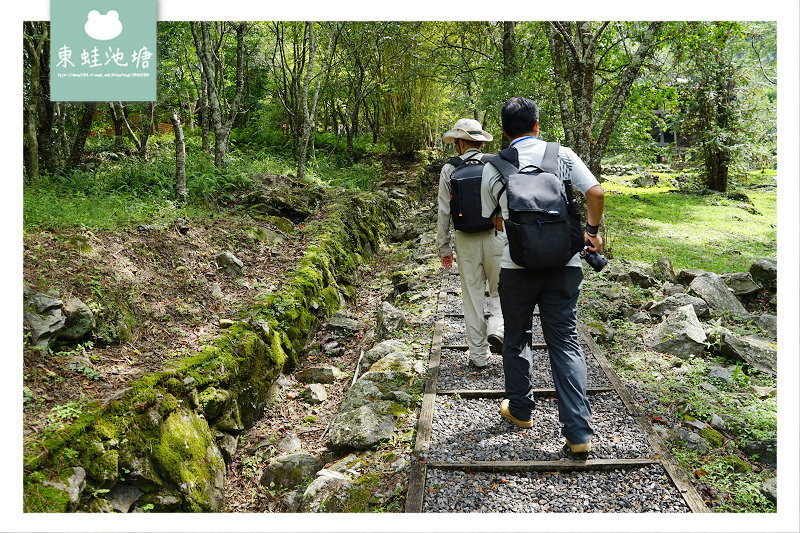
498, 266, 594, 444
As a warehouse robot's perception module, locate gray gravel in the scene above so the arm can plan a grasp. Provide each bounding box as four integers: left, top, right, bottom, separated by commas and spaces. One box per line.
420, 279, 690, 513
425, 393, 654, 462
424, 465, 691, 513
437, 312, 610, 390
437, 346, 611, 391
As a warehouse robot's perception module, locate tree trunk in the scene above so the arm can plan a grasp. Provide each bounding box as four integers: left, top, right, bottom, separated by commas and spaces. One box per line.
200, 71, 211, 154
191, 21, 246, 169
24, 102, 39, 183
23, 21, 48, 182
66, 103, 97, 169
501, 21, 517, 149
138, 102, 155, 160
297, 22, 316, 181
55, 103, 70, 161
107, 102, 127, 149
170, 112, 188, 203
546, 21, 662, 179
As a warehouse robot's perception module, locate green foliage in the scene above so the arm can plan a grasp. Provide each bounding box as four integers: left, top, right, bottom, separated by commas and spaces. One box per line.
670, 448, 775, 512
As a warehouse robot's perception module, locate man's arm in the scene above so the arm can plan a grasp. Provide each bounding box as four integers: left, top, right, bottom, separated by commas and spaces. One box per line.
584, 183, 605, 251
436, 165, 454, 268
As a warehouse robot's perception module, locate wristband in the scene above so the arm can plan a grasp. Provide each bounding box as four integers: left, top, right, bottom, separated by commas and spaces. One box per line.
585, 222, 599, 236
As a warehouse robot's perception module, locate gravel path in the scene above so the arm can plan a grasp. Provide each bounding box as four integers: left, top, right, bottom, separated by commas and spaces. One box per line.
425, 393, 654, 463
424, 465, 691, 513
416, 278, 693, 513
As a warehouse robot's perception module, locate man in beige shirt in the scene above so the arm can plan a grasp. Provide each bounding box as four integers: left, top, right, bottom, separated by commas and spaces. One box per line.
436, 119, 504, 369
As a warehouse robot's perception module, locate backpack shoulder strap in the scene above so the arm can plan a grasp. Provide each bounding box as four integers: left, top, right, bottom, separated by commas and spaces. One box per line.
449, 151, 483, 169
487, 148, 520, 181
540, 142, 561, 175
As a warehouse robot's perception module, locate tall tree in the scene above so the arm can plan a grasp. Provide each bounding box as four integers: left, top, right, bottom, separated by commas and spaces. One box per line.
297, 22, 338, 180
65, 102, 97, 170
545, 21, 664, 178
170, 112, 188, 202
111, 101, 156, 160
671, 22, 752, 192
191, 21, 247, 168
23, 22, 48, 182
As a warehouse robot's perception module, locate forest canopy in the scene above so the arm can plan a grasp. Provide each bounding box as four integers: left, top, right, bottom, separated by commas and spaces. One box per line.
23, 20, 777, 195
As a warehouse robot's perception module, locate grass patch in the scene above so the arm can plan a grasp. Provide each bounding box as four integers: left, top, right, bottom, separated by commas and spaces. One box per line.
22, 134, 357, 232
602, 172, 776, 273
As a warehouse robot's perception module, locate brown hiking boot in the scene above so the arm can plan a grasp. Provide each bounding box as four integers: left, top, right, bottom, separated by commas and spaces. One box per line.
566, 439, 592, 454
500, 399, 533, 428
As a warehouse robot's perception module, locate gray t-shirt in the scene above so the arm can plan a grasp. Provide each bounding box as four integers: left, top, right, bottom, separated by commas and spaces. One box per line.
480, 137, 600, 270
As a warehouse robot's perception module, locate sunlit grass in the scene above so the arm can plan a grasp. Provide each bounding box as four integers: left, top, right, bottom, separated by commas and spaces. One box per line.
602, 178, 777, 273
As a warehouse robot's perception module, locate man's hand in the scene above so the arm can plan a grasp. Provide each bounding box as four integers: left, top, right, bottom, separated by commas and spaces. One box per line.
491, 217, 504, 232
441, 255, 454, 270
584, 232, 603, 252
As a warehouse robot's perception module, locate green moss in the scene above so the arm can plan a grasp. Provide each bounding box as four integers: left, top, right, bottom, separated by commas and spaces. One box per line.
700, 427, 725, 448
23, 479, 73, 512
151, 408, 224, 511
722, 455, 752, 473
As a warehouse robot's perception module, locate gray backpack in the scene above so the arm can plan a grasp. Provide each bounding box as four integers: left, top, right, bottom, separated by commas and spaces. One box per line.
487, 142, 583, 270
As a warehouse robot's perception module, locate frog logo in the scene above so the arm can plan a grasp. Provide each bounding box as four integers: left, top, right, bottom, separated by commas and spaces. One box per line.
84, 10, 123, 41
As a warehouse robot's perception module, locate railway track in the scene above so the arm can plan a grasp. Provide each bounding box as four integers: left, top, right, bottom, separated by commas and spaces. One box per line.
405, 271, 709, 513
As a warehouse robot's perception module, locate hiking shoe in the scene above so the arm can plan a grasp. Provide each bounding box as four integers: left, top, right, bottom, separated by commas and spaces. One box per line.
500, 399, 533, 428
566, 439, 592, 454
469, 360, 488, 371
488, 334, 503, 354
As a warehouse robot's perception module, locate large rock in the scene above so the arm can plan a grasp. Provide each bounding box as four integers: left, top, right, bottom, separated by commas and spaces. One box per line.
741, 438, 777, 467
720, 272, 761, 297
58, 297, 96, 341
42, 467, 86, 511
712, 328, 777, 375
325, 314, 360, 335
260, 453, 322, 491
749, 259, 777, 282
23, 289, 66, 347
688, 272, 747, 315
358, 340, 412, 375
325, 402, 396, 452
648, 294, 709, 318
340, 380, 384, 412
651, 304, 707, 358
296, 365, 345, 384
651, 257, 677, 282
216, 251, 243, 277
151, 408, 225, 511
297, 469, 363, 513
749, 314, 777, 341
374, 302, 406, 342
105, 483, 143, 513
760, 477, 777, 503
669, 428, 709, 454
369, 352, 420, 374
617, 269, 658, 289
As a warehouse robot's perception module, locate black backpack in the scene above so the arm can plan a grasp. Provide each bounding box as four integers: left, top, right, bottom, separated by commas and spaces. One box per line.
448, 153, 495, 233
487, 142, 584, 270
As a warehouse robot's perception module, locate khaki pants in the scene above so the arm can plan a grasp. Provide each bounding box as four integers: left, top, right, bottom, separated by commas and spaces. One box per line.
454, 229, 504, 366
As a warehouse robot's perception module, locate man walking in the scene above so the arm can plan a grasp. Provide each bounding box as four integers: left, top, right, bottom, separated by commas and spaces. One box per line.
480, 97, 605, 453
437, 118, 504, 369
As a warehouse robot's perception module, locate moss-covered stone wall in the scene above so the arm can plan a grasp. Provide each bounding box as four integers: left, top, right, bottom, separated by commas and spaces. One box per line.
23, 189, 400, 513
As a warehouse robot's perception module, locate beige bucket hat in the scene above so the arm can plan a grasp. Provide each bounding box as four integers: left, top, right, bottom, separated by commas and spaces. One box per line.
442, 118, 494, 143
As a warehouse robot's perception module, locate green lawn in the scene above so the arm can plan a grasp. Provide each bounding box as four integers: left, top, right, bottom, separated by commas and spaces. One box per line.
602, 178, 777, 274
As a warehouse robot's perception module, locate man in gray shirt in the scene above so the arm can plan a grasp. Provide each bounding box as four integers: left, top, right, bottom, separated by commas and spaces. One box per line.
480, 97, 605, 453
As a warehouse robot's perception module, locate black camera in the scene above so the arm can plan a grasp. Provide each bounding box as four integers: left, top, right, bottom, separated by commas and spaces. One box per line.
580, 240, 607, 272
